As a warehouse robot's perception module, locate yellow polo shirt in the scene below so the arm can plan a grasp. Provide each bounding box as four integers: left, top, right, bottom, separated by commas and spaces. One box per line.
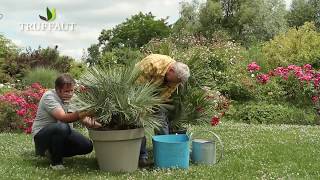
135, 54, 179, 100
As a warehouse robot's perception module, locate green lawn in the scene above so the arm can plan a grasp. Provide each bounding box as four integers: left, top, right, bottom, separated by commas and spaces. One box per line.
1, 122, 320, 179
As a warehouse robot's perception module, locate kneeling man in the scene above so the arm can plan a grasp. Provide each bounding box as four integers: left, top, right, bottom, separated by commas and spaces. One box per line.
32, 74, 101, 170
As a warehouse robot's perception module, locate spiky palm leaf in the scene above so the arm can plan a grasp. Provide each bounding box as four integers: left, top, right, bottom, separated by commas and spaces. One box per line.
168, 83, 212, 130
71, 63, 168, 130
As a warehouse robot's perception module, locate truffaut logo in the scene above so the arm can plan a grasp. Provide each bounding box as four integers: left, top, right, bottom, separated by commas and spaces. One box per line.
39, 7, 56, 22
20, 7, 76, 32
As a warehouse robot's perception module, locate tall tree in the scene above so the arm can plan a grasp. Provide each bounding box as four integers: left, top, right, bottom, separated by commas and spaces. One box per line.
173, 0, 202, 35
287, 0, 320, 29
197, 0, 287, 44
98, 12, 171, 52
86, 44, 101, 67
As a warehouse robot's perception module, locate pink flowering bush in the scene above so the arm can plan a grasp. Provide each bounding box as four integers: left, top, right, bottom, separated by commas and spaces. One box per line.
247, 62, 261, 72
0, 83, 46, 133
248, 62, 320, 114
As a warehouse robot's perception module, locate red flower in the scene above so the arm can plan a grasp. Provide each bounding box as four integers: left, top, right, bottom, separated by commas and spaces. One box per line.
211, 116, 220, 126
268, 70, 275, 77
274, 67, 289, 79
256, 74, 270, 84
0, 83, 46, 134
303, 64, 312, 70
312, 96, 319, 103
17, 109, 27, 116
247, 62, 261, 72
31, 83, 42, 90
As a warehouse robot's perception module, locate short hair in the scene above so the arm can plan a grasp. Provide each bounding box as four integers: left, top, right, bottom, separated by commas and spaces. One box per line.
172, 62, 190, 84
55, 73, 75, 90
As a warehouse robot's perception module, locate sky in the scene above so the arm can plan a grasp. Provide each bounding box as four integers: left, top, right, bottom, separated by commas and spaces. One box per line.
0, 0, 292, 60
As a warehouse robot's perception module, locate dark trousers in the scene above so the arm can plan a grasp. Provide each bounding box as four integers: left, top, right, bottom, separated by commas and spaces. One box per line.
34, 123, 93, 165
140, 109, 169, 159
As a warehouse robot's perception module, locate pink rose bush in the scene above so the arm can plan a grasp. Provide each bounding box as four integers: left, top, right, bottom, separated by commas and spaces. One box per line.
0, 83, 46, 133
247, 62, 320, 113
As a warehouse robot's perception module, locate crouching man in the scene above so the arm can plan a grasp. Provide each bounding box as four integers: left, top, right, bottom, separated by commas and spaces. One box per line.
32, 74, 101, 170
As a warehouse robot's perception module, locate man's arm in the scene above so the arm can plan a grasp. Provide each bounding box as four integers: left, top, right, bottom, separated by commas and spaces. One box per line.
42, 93, 91, 123
51, 108, 80, 123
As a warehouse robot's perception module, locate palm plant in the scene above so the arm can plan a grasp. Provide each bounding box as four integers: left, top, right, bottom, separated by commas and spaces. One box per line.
70, 63, 168, 130
168, 83, 227, 131
168, 84, 211, 131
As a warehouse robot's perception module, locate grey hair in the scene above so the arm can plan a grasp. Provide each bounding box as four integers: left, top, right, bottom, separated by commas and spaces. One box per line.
172, 62, 190, 84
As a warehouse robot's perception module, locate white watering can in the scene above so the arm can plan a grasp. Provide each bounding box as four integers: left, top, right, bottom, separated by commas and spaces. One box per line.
189, 130, 224, 165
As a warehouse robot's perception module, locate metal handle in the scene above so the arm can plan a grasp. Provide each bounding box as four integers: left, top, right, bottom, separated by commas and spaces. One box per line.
190, 130, 224, 164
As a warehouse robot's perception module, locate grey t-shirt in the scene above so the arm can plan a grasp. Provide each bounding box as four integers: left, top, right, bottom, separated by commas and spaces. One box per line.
31, 89, 73, 137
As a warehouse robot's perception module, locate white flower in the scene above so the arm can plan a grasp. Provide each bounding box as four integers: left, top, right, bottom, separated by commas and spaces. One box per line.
0, 84, 4, 88
251, 74, 255, 78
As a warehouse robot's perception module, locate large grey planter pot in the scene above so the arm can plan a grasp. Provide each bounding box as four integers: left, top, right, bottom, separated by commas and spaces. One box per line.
88, 128, 144, 172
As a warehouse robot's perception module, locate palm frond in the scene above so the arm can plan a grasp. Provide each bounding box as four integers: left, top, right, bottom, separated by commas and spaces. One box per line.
71, 64, 167, 130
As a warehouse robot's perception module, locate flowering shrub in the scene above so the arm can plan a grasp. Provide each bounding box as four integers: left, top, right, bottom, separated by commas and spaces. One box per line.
248, 62, 320, 114
0, 83, 46, 133
0, 101, 23, 131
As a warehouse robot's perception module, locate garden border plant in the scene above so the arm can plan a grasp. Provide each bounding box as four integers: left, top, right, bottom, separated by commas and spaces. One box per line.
248, 62, 320, 117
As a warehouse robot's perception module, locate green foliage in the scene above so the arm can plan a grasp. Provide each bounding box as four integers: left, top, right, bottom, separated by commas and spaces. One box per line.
98, 12, 171, 52
0, 101, 22, 132
227, 102, 316, 125
23, 67, 58, 89
1, 56, 30, 79
143, 35, 243, 86
169, 84, 230, 130
71, 64, 168, 131
69, 61, 87, 79
168, 84, 211, 130
86, 44, 101, 67
286, 0, 320, 29
0, 35, 18, 59
0, 71, 14, 83
198, 0, 223, 36
173, 0, 202, 35
100, 48, 143, 67
263, 22, 320, 69
196, 0, 288, 45
1, 46, 74, 81
143, 35, 254, 101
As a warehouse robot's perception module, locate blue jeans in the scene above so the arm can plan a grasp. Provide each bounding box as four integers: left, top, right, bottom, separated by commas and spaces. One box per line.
34, 123, 93, 165
140, 109, 169, 159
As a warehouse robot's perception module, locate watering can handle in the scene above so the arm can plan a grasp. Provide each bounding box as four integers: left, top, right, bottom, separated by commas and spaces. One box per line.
208, 131, 224, 164
190, 130, 224, 164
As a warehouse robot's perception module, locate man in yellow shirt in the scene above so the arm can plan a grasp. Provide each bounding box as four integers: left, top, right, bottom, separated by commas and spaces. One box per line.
135, 54, 190, 167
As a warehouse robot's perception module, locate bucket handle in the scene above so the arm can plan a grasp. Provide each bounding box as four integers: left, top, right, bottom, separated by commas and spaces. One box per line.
189, 130, 224, 164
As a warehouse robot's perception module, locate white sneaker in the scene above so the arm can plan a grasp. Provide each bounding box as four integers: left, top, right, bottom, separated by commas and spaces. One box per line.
50, 164, 65, 170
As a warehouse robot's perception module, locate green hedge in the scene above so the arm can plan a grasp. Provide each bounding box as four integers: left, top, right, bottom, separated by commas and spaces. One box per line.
226, 102, 317, 125
23, 67, 58, 89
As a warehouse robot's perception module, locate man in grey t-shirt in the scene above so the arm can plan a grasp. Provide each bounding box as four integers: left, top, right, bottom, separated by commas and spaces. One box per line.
32, 74, 101, 170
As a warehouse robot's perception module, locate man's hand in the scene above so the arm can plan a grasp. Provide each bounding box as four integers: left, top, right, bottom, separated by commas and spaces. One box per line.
80, 117, 102, 129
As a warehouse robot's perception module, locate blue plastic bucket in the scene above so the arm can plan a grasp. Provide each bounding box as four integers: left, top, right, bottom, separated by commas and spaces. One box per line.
152, 134, 190, 169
